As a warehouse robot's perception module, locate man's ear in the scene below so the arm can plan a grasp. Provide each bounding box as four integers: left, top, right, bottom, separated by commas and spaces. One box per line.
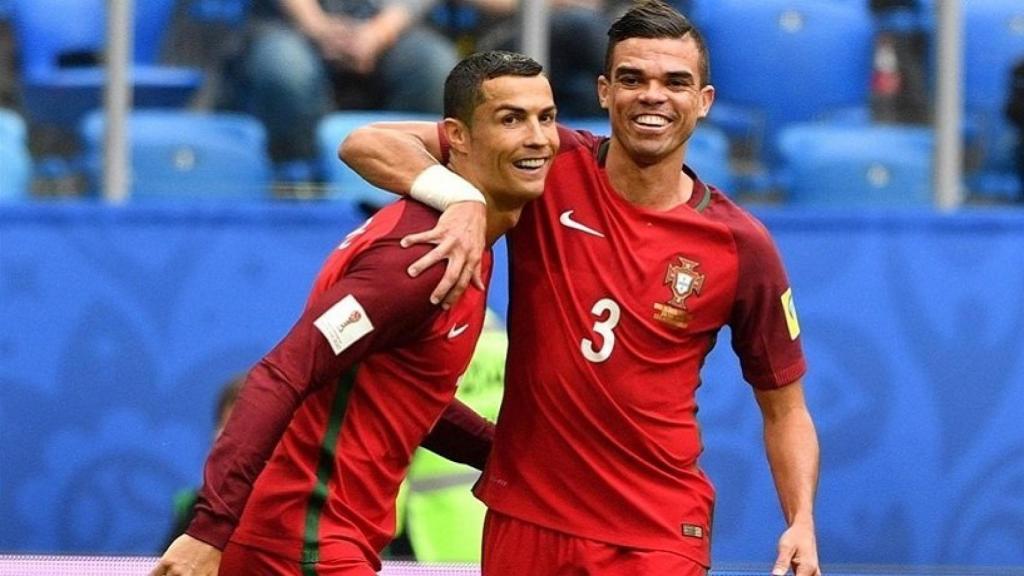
698, 84, 715, 119
443, 117, 470, 155
597, 75, 610, 110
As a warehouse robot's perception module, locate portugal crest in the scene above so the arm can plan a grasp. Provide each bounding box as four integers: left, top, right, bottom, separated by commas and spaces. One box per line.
654, 256, 705, 328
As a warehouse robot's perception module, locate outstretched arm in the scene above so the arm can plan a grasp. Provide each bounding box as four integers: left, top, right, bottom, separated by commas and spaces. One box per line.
754, 379, 821, 576
339, 122, 487, 309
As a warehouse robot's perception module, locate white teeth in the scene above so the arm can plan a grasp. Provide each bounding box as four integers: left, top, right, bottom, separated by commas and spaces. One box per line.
515, 158, 546, 169
636, 115, 668, 126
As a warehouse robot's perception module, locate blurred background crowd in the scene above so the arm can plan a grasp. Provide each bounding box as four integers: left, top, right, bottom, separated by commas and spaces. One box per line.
0, 0, 1022, 208
2, 1, 1023, 567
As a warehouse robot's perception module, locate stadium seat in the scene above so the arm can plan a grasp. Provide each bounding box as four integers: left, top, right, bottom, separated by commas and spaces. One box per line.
561, 116, 735, 194
10, 0, 203, 127
187, 0, 249, 25
79, 110, 272, 200
694, 0, 874, 165
687, 123, 735, 193
0, 108, 31, 201
963, 0, 1024, 200
775, 122, 935, 207
317, 111, 437, 209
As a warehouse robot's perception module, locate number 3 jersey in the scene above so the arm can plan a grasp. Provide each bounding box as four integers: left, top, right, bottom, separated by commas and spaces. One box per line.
473, 127, 807, 567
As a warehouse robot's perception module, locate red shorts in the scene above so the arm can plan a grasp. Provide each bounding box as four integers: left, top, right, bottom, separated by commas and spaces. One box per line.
220, 540, 376, 576
481, 510, 707, 576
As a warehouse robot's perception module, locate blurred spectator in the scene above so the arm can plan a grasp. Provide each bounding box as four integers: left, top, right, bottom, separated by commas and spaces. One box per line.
163, 0, 249, 109
224, 0, 458, 163
163, 374, 244, 548
1007, 58, 1024, 201
453, 0, 610, 118
0, 18, 16, 109
869, 0, 930, 124
403, 314, 506, 562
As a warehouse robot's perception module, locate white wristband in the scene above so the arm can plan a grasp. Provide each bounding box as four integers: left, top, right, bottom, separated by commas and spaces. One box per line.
409, 164, 486, 211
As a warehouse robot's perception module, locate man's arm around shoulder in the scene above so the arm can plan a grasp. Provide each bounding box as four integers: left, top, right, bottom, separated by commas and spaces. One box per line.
338, 121, 488, 309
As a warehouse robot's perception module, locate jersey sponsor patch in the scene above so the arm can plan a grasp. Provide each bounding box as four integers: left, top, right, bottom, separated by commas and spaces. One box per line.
682, 523, 704, 539
314, 294, 374, 355
781, 287, 800, 340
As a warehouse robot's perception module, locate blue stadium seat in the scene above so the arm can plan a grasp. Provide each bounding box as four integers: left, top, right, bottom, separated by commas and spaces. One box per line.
963, 0, 1024, 200
187, 0, 249, 25
775, 122, 935, 207
10, 0, 203, 127
0, 108, 31, 201
79, 110, 272, 200
561, 116, 735, 194
694, 0, 874, 165
687, 123, 734, 193
317, 111, 437, 208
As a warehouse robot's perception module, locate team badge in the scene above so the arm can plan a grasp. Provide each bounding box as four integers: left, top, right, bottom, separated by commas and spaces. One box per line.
654, 256, 705, 328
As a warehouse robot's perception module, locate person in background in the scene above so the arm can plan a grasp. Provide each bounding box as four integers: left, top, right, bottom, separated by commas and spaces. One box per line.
150, 49, 558, 576
339, 2, 821, 574
403, 313, 507, 562
868, 0, 930, 124
223, 0, 458, 166
162, 374, 245, 548
1006, 58, 1024, 201
435, 0, 612, 118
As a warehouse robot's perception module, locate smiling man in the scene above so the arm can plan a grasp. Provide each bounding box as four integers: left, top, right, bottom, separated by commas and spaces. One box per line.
150, 50, 558, 576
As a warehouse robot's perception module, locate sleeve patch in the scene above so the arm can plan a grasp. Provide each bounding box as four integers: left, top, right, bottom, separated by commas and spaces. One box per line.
781, 287, 801, 340
314, 294, 375, 355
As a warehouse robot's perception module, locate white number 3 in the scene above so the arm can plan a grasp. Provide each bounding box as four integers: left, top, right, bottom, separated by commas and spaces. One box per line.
581, 298, 621, 363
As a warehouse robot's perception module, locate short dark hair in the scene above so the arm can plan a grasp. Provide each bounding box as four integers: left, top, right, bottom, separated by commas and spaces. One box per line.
605, 0, 711, 86
444, 50, 544, 125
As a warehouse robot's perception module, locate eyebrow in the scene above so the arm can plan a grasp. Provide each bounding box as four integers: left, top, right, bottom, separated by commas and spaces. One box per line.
493, 104, 558, 115
614, 66, 695, 81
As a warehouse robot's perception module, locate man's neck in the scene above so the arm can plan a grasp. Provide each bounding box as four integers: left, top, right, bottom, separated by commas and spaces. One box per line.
605, 141, 694, 211
449, 164, 524, 247
484, 208, 523, 246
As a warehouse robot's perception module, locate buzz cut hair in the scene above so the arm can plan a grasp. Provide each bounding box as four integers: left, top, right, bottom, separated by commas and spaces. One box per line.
444, 50, 544, 125
604, 0, 711, 86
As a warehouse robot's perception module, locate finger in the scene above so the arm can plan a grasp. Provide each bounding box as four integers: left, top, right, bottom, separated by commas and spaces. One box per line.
793, 559, 820, 576
440, 261, 475, 310
401, 230, 442, 249
470, 264, 485, 292
432, 252, 467, 308
408, 242, 451, 279
772, 545, 794, 576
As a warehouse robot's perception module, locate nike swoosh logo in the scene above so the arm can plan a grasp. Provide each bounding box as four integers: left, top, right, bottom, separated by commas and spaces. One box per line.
448, 324, 470, 339
559, 210, 605, 238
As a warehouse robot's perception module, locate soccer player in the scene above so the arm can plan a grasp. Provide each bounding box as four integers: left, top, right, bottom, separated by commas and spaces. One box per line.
150, 50, 558, 576
337, 2, 822, 575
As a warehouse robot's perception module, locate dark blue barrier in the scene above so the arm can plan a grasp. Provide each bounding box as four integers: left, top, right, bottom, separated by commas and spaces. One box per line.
1, 203, 1022, 567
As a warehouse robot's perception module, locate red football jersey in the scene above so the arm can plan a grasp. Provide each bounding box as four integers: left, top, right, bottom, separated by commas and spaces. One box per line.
188, 200, 492, 569
473, 127, 806, 567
